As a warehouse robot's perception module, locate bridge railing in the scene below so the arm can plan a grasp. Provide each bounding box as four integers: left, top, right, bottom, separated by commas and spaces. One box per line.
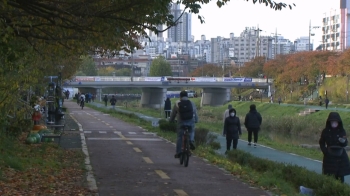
74, 76, 273, 83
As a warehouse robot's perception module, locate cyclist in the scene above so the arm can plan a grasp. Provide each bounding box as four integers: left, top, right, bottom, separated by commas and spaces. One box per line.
80, 93, 86, 108
169, 91, 198, 158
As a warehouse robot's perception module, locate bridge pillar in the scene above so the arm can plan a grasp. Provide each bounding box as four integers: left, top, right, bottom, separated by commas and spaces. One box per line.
140, 88, 167, 109
96, 88, 102, 101
201, 88, 231, 106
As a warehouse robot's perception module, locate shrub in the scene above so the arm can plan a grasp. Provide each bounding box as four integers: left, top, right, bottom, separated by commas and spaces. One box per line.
158, 119, 177, 132
195, 127, 209, 145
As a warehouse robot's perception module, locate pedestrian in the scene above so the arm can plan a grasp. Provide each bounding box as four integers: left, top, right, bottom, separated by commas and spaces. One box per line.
110, 95, 117, 109
103, 95, 108, 107
169, 91, 198, 158
244, 104, 262, 148
270, 95, 274, 103
223, 108, 242, 153
319, 112, 350, 183
222, 104, 232, 134
164, 97, 171, 118
325, 97, 329, 109
92, 94, 95, 102
304, 97, 307, 106
278, 96, 281, 105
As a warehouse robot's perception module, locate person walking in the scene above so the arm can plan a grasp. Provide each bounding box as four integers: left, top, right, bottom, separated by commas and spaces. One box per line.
319, 112, 350, 183
110, 95, 117, 109
244, 104, 262, 148
103, 95, 108, 107
278, 96, 281, 105
325, 97, 330, 109
222, 104, 232, 134
223, 108, 242, 153
164, 97, 171, 118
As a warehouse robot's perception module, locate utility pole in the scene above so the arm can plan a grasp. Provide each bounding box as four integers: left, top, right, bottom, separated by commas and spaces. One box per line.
347, 75, 349, 103
308, 20, 311, 51
275, 28, 277, 58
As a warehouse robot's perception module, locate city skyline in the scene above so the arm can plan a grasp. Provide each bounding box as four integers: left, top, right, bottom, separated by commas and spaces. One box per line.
180, 0, 338, 49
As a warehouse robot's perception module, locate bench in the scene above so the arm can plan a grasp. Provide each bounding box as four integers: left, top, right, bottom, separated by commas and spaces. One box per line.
44, 124, 65, 145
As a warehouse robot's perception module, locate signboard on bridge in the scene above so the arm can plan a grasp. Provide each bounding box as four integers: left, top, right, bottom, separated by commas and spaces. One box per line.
145, 77, 166, 81
191, 77, 217, 82
223, 77, 252, 82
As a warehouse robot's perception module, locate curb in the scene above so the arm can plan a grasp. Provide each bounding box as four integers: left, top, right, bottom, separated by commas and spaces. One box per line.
69, 114, 99, 195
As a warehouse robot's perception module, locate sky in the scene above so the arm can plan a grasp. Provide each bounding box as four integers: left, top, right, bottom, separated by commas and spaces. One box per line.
186, 0, 339, 49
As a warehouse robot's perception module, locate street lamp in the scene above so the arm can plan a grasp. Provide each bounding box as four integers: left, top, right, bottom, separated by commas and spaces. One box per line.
309, 20, 320, 51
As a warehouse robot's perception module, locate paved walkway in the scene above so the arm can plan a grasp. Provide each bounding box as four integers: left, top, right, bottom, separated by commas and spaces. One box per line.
65, 100, 270, 196
88, 101, 350, 185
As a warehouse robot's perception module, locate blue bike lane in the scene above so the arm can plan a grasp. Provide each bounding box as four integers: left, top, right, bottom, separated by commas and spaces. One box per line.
89, 102, 350, 185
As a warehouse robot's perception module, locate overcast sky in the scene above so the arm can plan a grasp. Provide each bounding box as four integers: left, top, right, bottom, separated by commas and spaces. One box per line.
186, 0, 338, 49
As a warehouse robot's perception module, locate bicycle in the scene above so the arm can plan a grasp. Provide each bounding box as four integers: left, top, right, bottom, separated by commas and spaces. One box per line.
80, 100, 84, 109
179, 125, 191, 167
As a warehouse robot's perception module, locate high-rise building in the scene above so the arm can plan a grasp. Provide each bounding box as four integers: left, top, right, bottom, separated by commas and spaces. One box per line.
167, 3, 192, 43
320, 0, 350, 51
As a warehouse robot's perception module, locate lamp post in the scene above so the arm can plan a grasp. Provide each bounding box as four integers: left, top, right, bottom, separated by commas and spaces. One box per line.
309, 20, 320, 51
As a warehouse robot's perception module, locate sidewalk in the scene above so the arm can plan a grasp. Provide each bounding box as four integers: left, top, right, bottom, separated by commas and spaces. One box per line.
88, 101, 350, 185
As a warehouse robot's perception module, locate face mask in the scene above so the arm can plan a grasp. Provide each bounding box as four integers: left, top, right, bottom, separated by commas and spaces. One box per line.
230, 113, 235, 117
331, 121, 338, 128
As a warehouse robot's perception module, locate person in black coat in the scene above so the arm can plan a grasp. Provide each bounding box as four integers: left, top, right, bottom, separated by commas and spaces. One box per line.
164, 97, 172, 118
319, 112, 350, 183
244, 104, 262, 147
223, 108, 242, 153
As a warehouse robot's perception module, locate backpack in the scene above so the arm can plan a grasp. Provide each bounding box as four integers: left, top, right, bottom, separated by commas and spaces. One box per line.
178, 100, 194, 120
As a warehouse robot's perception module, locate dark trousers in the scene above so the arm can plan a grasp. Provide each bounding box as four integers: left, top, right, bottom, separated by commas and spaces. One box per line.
226, 137, 238, 150
165, 111, 171, 118
247, 129, 259, 143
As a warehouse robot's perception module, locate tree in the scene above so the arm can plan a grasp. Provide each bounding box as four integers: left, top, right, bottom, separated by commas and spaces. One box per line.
149, 56, 172, 76
240, 57, 265, 77
190, 64, 222, 77
78, 56, 97, 76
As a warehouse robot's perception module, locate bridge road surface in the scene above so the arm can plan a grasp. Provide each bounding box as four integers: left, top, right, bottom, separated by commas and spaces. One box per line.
65, 100, 270, 196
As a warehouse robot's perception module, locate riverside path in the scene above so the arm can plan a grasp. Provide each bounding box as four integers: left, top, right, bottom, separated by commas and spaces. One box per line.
64, 100, 270, 196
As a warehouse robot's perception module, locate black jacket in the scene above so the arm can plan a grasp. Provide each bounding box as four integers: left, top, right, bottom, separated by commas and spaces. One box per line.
224, 109, 242, 139
244, 109, 262, 130
164, 98, 171, 110
319, 112, 350, 176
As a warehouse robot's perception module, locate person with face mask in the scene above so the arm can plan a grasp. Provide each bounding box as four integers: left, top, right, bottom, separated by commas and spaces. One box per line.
319, 112, 350, 183
223, 108, 242, 154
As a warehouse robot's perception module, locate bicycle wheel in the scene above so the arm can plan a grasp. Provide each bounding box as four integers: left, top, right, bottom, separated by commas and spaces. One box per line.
180, 152, 184, 165
184, 152, 189, 167
81, 102, 84, 109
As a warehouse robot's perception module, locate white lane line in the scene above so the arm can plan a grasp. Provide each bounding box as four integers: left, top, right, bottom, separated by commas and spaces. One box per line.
142, 132, 155, 135
84, 131, 92, 134
128, 132, 137, 134
114, 131, 121, 134
99, 131, 106, 134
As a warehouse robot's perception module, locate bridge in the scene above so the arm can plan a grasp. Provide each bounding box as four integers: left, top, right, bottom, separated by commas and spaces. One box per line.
68, 76, 273, 107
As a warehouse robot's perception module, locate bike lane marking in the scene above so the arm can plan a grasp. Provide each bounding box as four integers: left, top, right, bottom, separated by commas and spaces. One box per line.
133, 147, 142, 152
155, 170, 170, 179
142, 157, 153, 164
126, 141, 133, 145
173, 189, 189, 196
